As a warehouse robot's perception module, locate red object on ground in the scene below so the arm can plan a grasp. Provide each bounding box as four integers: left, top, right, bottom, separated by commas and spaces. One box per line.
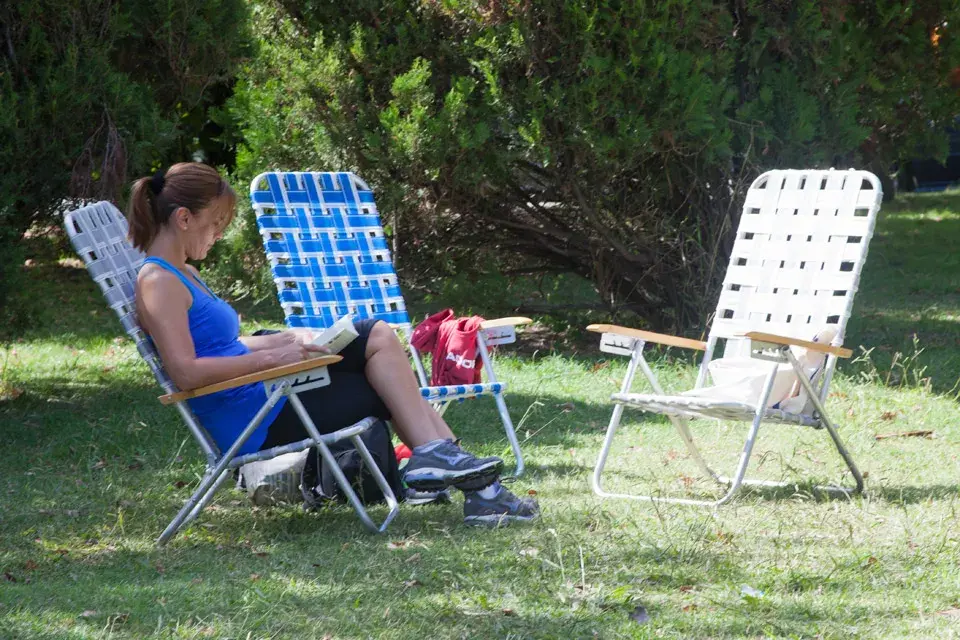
394, 443, 412, 463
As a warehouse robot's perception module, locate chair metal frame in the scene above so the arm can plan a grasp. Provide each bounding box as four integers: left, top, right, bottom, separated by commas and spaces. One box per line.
589, 169, 882, 507
250, 171, 530, 475
65, 201, 399, 545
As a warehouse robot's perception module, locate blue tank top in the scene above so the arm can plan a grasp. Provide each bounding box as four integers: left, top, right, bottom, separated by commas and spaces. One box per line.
141, 257, 284, 455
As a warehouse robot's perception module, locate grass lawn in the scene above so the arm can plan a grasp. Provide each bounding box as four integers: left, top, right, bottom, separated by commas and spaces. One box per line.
1, 192, 960, 639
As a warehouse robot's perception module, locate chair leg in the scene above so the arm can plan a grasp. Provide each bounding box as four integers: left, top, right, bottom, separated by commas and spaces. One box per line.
493, 391, 524, 478
594, 361, 781, 507
157, 468, 232, 545
349, 434, 400, 532
286, 393, 397, 533
476, 333, 524, 477
184, 469, 232, 524
787, 350, 864, 494
157, 384, 287, 546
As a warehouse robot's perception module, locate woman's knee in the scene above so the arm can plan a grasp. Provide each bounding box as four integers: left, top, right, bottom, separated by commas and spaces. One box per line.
365, 320, 402, 356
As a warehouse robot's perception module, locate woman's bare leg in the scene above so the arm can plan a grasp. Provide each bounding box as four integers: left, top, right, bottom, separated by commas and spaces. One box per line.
364, 322, 455, 447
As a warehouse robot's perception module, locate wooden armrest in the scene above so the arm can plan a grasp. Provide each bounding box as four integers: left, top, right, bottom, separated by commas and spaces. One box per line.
158, 355, 343, 405
480, 316, 533, 329
743, 332, 852, 359
586, 324, 706, 351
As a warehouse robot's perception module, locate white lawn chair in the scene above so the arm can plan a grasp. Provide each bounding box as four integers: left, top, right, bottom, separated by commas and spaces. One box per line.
589, 169, 882, 506
64, 201, 399, 545
250, 171, 531, 475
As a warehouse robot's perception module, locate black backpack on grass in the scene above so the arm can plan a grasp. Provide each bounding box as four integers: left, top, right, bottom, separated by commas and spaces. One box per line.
300, 419, 404, 507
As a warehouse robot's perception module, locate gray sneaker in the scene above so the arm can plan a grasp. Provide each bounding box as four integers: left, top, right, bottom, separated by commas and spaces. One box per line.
463, 485, 540, 527
402, 440, 503, 491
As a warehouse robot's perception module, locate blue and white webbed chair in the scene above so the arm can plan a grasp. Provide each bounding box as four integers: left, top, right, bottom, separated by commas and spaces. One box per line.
250, 172, 531, 475
64, 201, 398, 545
588, 169, 882, 507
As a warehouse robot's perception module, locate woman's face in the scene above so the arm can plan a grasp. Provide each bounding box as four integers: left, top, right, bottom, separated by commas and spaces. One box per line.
181, 195, 232, 261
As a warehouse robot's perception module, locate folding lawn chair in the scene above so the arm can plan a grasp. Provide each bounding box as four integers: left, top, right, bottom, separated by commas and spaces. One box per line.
249, 172, 531, 476
64, 201, 399, 545
588, 169, 882, 507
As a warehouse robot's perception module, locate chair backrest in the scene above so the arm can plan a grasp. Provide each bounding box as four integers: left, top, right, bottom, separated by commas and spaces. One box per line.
707, 169, 882, 362
63, 201, 176, 393
250, 172, 410, 330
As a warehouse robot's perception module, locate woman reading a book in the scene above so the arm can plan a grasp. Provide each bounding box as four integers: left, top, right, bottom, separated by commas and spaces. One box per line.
128, 162, 537, 526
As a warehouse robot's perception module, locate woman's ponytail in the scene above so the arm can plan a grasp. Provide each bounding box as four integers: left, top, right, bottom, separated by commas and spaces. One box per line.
128, 177, 158, 251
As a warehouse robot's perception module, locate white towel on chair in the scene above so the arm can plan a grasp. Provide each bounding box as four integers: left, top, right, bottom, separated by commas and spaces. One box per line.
682, 328, 837, 412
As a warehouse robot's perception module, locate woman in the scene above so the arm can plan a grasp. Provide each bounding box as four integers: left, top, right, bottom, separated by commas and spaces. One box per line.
130, 162, 538, 526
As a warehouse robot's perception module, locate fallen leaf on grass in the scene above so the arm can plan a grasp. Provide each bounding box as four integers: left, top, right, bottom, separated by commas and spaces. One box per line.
682, 604, 697, 613
24, 560, 38, 571
714, 530, 735, 544
502, 608, 516, 616
386, 539, 421, 550
628, 604, 650, 624
387, 541, 409, 550
527, 489, 538, 496
403, 579, 421, 588
874, 430, 934, 441
679, 585, 694, 593
862, 556, 879, 569
936, 608, 960, 618
880, 411, 899, 421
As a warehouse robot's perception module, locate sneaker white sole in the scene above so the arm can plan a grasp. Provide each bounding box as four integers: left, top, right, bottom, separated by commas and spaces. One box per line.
463, 513, 538, 527
403, 459, 502, 490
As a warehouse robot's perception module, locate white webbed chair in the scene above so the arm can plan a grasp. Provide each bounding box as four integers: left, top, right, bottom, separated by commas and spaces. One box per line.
589, 169, 881, 506
64, 201, 399, 545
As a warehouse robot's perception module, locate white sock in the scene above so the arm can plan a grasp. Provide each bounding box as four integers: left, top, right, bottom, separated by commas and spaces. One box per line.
412, 438, 450, 456
470, 481, 501, 499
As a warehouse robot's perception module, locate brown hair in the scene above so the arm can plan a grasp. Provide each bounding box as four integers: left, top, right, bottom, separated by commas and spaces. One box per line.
127, 162, 236, 251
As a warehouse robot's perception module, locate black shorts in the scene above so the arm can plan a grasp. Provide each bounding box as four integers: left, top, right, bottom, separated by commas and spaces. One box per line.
259, 318, 392, 450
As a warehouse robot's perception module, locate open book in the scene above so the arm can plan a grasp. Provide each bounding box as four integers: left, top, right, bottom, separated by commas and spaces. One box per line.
310, 314, 359, 354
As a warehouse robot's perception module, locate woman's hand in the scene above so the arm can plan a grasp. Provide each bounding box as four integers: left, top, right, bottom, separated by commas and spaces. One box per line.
288, 328, 319, 348
267, 341, 330, 368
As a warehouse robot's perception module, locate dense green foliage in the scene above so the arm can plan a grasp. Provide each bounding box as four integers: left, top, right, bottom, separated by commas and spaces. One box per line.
0, 0, 251, 327
223, 0, 960, 330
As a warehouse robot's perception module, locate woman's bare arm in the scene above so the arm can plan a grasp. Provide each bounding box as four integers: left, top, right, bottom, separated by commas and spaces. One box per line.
137, 269, 321, 390
239, 329, 317, 352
